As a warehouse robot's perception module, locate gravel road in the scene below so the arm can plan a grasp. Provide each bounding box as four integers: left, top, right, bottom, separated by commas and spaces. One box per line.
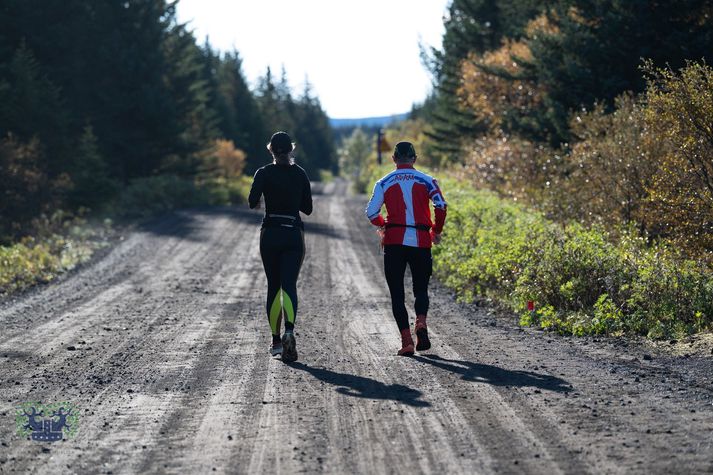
1, 180, 712, 474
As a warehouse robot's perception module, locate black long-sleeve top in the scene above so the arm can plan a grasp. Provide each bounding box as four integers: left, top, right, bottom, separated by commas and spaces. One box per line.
248, 162, 313, 217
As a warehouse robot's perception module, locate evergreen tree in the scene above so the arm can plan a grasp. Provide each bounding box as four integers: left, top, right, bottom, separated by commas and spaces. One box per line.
424, 0, 500, 162
293, 79, 337, 177
0, 0, 339, 233
256, 66, 296, 135
277, 66, 298, 121
524, 0, 713, 143
0, 41, 70, 177
216, 51, 269, 172
0, 135, 55, 240
68, 125, 118, 209
160, 16, 216, 176
425, 0, 551, 160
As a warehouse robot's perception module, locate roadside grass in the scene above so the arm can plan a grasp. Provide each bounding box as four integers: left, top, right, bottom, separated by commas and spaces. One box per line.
0, 213, 112, 296
434, 177, 713, 339
317, 169, 335, 183
113, 174, 252, 219
0, 174, 253, 297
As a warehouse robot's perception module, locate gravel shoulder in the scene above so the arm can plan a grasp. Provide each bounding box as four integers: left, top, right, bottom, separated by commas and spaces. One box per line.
1, 179, 711, 474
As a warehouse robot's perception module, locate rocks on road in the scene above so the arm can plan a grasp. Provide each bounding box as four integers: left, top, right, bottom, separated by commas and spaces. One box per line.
0, 179, 712, 474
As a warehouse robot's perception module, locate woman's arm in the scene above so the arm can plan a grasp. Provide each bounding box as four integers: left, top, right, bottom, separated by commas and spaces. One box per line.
300, 170, 313, 215
248, 168, 264, 209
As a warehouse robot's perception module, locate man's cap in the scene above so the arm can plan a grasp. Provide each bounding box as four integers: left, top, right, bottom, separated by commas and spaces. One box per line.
394, 141, 416, 159
269, 131, 294, 154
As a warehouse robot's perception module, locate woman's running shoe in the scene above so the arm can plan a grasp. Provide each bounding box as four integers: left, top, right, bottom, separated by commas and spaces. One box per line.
270, 341, 282, 356
281, 332, 298, 362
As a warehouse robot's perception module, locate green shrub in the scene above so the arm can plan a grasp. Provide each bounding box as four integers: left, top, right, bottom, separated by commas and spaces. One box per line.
200, 176, 252, 206
436, 183, 543, 303
0, 213, 107, 295
433, 177, 713, 339
514, 222, 633, 312
317, 169, 335, 183
1, 172, 252, 297
115, 175, 207, 219
114, 174, 252, 219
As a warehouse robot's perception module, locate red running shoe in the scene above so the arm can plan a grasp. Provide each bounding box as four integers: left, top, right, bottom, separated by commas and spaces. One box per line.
398, 328, 415, 356
415, 315, 431, 351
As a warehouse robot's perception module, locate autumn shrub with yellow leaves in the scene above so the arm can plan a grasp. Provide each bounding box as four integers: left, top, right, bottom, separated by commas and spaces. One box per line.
642, 61, 713, 253
459, 58, 713, 257
561, 94, 657, 228
459, 40, 543, 134
558, 62, 713, 257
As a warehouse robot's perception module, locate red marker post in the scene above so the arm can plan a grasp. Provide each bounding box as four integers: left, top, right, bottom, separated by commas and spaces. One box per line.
527, 300, 535, 319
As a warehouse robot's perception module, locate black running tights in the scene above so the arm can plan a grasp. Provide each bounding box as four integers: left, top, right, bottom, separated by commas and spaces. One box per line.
259, 226, 305, 335
383, 245, 432, 331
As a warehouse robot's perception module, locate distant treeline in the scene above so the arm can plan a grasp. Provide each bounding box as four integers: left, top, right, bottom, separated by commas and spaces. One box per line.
0, 1, 335, 241
419, 0, 713, 255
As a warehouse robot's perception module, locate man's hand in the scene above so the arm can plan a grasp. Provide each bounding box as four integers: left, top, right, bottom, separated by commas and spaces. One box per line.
431, 232, 442, 245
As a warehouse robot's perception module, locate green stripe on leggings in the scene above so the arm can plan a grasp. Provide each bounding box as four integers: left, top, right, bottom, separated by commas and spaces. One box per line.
269, 290, 283, 335
282, 291, 295, 324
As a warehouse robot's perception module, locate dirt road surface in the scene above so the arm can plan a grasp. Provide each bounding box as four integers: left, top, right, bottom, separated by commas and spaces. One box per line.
1, 180, 712, 474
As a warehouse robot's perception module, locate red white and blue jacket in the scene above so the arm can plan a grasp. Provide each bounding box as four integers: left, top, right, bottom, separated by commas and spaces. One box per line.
365, 164, 447, 248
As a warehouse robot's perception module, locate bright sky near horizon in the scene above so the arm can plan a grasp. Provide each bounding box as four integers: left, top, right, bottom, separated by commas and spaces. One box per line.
175, 0, 449, 119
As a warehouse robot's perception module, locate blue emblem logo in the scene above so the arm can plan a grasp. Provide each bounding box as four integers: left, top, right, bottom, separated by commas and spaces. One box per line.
15, 402, 79, 442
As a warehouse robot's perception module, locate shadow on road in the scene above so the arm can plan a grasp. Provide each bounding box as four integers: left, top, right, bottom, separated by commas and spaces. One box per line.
138, 206, 261, 240
302, 221, 344, 240
413, 354, 573, 393
138, 205, 344, 240
287, 362, 431, 407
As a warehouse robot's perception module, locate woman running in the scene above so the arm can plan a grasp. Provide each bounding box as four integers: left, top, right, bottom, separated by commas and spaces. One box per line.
248, 131, 312, 362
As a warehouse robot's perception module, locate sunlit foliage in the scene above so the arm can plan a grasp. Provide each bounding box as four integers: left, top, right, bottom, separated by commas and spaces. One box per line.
434, 177, 713, 339
643, 62, 713, 253
563, 94, 655, 227
459, 40, 542, 134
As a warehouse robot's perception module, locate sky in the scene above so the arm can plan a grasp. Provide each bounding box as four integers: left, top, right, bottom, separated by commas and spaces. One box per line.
175, 0, 450, 119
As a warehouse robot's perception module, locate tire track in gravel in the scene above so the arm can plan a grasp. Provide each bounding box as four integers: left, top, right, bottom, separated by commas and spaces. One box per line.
341, 188, 712, 474
1, 179, 712, 475
0, 213, 195, 345
0, 209, 265, 473
335, 190, 583, 475
313, 191, 493, 475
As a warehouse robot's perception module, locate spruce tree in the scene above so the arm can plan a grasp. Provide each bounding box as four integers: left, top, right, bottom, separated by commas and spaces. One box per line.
256, 66, 296, 136
217, 51, 269, 173
68, 125, 118, 209
0, 41, 70, 178
425, 0, 552, 161
160, 15, 216, 176
293, 79, 336, 177
524, 0, 713, 144
424, 0, 503, 163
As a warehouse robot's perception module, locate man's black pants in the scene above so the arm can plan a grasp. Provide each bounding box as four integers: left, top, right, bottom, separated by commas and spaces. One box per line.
383, 244, 432, 331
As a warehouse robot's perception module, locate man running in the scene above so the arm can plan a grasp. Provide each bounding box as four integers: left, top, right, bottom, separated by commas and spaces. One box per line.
249, 131, 312, 362
365, 141, 447, 356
